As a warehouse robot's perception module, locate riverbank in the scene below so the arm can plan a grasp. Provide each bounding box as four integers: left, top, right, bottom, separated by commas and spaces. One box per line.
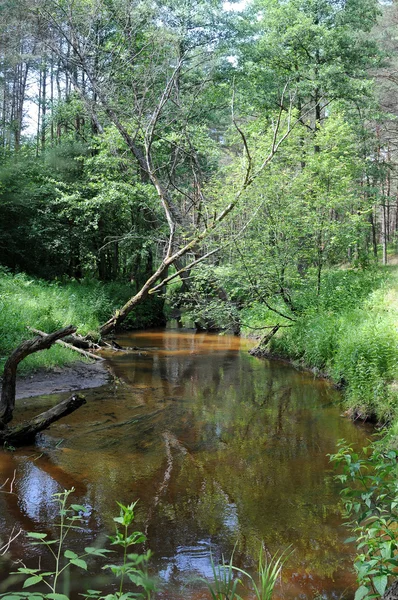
12, 360, 110, 399
0, 268, 163, 375
2, 264, 398, 431
242, 264, 398, 431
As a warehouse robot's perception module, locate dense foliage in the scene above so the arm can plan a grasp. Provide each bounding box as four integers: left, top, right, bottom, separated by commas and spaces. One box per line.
330, 440, 398, 600
0, 268, 164, 372
0, 0, 397, 417
1, 2, 398, 593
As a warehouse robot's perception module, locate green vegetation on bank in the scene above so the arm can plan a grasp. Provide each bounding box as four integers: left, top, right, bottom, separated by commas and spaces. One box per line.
1, 0, 398, 597
241, 264, 398, 427
330, 439, 398, 600
0, 268, 164, 374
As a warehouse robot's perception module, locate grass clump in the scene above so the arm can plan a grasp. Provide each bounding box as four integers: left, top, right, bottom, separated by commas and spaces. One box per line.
0, 268, 163, 374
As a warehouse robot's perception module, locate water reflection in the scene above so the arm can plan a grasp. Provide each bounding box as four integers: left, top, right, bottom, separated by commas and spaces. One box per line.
0, 330, 370, 599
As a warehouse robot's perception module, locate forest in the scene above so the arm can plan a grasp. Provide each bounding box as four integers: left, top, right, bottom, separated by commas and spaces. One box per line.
1, 0, 398, 599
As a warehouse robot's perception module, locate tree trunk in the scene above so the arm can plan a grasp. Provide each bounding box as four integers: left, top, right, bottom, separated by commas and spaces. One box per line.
0, 394, 86, 446
249, 325, 280, 357
0, 325, 77, 429
100, 262, 169, 335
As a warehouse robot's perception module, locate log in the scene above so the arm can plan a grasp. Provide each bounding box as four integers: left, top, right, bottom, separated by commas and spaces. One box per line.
27, 327, 103, 361
249, 324, 280, 357
0, 325, 77, 428
63, 334, 100, 350
0, 326, 89, 445
0, 394, 86, 446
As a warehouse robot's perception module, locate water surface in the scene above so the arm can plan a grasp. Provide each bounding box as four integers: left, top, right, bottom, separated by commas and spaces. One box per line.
0, 330, 370, 599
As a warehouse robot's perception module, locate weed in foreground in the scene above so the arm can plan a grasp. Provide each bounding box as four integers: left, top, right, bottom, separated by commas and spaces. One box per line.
330, 439, 398, 600
0, 489, 291, 600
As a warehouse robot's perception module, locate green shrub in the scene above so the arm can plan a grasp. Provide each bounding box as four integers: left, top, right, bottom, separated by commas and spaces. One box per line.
330, 439, 398, 600
248, 265, 398, 425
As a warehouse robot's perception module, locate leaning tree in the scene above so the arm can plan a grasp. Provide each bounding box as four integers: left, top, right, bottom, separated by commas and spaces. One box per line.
28, 0, 307, 336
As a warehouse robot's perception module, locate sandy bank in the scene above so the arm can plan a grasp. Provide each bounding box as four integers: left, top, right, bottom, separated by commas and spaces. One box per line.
12, 360, 110, 400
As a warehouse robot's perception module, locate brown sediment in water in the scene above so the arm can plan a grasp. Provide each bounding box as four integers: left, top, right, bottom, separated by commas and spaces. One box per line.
0, 330, 370, 599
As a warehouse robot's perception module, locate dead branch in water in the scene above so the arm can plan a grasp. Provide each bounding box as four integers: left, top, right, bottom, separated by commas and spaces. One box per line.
0, 326, 86, 445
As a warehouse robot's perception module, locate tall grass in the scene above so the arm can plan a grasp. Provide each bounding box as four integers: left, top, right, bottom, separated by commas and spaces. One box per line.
244, 266, 398, 425
0, 268, 163, 373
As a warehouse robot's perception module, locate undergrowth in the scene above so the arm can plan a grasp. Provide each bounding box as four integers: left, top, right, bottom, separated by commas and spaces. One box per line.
243, 266, 398, 426
0, 268, 164, 373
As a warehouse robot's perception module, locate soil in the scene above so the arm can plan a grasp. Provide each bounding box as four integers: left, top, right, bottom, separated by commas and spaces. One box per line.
12, 360, 110, 400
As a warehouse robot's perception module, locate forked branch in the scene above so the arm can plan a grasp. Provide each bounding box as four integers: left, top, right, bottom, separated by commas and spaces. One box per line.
0, 326, 87, 445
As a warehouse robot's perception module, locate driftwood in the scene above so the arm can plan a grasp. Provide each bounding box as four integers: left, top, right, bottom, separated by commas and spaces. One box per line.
63, 334, 100, 350
27, 326, 103, 361
1, 394, 86, 445
0, 326, 87, 445
249, 325, 280, 357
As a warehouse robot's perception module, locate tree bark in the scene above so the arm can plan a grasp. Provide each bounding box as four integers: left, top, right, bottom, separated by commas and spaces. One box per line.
249, 325, 280, 357
27, 326, 102, 360
0, 394, 86, 445
0, 325, 76, 428
383, 581, 398, 600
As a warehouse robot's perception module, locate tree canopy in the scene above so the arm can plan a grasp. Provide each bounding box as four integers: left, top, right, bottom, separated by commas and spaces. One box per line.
0, 0, 396, 335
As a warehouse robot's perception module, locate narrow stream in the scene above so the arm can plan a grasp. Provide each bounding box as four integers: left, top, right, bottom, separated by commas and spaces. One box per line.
0, 330, 371, 599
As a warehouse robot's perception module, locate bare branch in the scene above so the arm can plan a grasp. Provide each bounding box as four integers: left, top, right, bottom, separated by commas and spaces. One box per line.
0, 525, 23, 556
148, 248, 220, 294
232, 78, 252, 186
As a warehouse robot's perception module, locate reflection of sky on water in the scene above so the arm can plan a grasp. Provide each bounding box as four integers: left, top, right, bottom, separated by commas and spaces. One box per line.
159, 539, 213, 582
18, 462, 60, 523
223, 503, 239, 533
159, 503, 239, 583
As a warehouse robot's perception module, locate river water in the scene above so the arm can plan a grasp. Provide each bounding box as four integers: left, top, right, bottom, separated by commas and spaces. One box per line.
0, 330, 371, 599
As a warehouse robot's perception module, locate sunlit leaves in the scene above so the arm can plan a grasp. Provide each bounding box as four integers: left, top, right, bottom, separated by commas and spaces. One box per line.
330, 439, 398, 600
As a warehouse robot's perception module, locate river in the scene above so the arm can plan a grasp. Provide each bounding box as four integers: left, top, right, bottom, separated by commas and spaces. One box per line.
0, 330, 371, 599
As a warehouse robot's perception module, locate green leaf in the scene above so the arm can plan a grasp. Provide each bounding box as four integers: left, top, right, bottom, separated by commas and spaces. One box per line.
23, 576, 43, 588
16, 568, 40, 575
373, 575, 388, 597
64, 550, 78, 559
1, 596, 32, 600
84, 547, 113, 556
354, 585, 369, 600
46, 594, 70, 600
71, 504, 87, 512
26, 533, 47, 540
70, 558, 87, 570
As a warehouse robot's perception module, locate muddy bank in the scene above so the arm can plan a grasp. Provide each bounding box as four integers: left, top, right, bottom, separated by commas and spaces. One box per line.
10, 361, 110, 400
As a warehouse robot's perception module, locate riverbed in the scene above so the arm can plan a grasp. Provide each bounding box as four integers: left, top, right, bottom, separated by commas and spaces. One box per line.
0, 330, 371, 599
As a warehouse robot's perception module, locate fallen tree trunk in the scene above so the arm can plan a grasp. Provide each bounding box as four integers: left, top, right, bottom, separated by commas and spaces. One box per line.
249, 325, 280, 358
27, 327, 103, 361
0, 326, 87, 445
0, 325, 77, 427
0, 394, 86, 445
